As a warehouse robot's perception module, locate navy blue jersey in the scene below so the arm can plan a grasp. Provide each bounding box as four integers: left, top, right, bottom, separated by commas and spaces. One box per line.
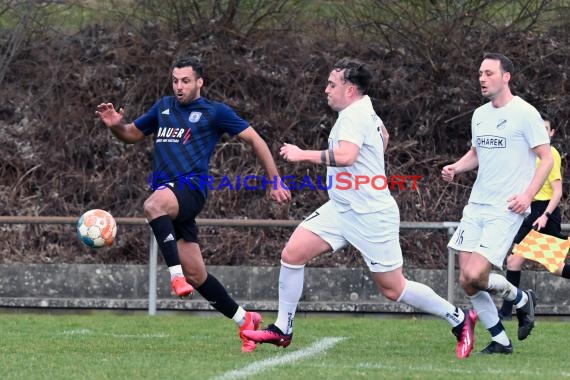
134, 96, 249, 190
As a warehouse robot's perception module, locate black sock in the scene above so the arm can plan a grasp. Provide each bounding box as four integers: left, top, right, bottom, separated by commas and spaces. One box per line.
506, 270, 521, 287
499, 270, 521, 316
149, 215, 180, 267
196, 273, 239, 319
562, 264, 570, 279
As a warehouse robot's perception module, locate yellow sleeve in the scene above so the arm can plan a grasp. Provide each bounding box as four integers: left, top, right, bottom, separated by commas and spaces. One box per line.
547, 147, 562, 183
534, 147, 562, 201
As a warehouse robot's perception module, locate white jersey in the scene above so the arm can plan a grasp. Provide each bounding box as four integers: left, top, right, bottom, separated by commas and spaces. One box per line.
469, 96, 549, 208
327, 95, 394, 213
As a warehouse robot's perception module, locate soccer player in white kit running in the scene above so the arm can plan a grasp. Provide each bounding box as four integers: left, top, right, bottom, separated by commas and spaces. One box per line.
243, 57, 478, 359
441, 53, 553, 354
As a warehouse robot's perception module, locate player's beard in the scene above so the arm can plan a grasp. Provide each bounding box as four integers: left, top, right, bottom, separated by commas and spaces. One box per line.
178, 87, 200, 105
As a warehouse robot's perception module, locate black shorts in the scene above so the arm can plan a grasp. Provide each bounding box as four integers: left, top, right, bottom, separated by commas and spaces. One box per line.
165, 180, 206, 243
512, 200, 565, 244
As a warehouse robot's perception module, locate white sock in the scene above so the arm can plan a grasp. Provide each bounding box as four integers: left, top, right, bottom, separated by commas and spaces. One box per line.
492, 330, 511, 346
168, 265, 184, 280
398, 280, 464, 327
232, 306, 247, 326
469, 291, 510, 346
275, 261, 305, 335
487, 273, 517, 301
468, 291, 498, 328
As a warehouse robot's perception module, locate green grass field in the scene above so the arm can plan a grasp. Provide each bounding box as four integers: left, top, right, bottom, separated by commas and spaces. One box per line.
0, 311, 568, 380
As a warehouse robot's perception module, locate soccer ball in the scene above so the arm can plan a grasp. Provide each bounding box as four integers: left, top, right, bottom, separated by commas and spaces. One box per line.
76, 209, 117, 248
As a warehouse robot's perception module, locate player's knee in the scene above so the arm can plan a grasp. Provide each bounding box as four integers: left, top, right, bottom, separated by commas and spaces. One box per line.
506, 254, 524, 271
143, 197, 165, 219
381, 288, 400, 302
460, 270, 485, 290
458, 270, 470, 289
373, 274, 405, 301
281, 246, 306, 266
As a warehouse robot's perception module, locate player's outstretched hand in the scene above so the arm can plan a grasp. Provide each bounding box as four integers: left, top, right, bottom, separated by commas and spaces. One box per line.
95, 103, 124, 128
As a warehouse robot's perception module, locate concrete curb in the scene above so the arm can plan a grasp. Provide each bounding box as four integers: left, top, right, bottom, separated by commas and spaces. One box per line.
0, 264, 568, 315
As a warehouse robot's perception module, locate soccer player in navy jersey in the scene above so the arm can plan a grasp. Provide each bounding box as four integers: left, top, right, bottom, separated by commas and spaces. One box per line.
96, 55, 291, 352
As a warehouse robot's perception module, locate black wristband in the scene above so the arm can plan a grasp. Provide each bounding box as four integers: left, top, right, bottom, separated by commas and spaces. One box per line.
328, 149, 336, 167
544, 211, 551, 218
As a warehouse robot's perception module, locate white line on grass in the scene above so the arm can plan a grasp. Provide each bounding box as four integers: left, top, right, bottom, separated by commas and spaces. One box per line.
60, 329, 168, 339
108, 333, 168, 339
61, 329, 93, 335
213, 337, 345, 380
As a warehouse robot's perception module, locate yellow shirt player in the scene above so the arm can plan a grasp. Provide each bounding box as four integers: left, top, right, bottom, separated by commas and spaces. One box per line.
534, 146, 562, 202
499, 112, 567, 320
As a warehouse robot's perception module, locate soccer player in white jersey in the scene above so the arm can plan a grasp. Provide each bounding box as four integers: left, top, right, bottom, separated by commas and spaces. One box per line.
442, 52, 553, 354
243, 57, 478, 359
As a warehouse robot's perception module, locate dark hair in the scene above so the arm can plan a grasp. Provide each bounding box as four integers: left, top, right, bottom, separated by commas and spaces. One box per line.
172, 55, 203, 78
331, 58, 372, 94
540, 111, 553, 125
482, 52, 514, 75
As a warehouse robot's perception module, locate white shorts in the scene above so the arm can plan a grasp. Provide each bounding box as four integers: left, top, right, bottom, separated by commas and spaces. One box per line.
300, 200, 403, 272
447, 203, 524, 268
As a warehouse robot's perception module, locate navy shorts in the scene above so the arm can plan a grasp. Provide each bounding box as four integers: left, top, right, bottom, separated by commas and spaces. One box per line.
165, 180, 206, 243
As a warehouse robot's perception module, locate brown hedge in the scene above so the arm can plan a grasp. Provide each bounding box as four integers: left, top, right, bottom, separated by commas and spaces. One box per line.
0, 2, 568, 269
